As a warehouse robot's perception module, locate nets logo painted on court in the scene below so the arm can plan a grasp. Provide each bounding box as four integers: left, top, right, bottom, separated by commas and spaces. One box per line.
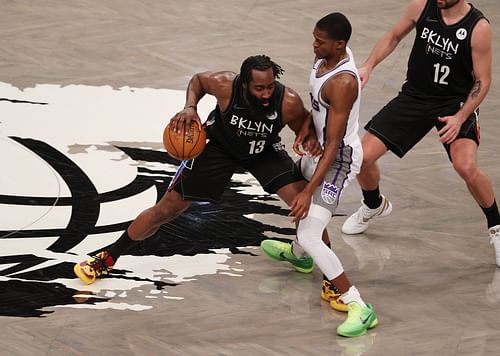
0, 83, 295, 317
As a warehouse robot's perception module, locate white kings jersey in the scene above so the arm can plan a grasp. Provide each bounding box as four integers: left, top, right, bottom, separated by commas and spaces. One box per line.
309, 46, 361, 147
301, 46, 363, 182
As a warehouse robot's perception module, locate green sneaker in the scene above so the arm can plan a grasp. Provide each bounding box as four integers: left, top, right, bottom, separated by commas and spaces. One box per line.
260, 239, 313, 273
336, 302, 378, 337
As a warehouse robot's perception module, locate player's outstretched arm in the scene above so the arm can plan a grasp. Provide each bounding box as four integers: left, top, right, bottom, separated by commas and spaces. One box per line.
359, 0, 425, 88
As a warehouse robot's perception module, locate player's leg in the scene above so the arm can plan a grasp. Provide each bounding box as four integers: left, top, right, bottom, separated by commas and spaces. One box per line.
297, 203, 377, 337
264, 179, 341, 306
448, 138, 500, 267
250, 148, 331, 273
74, 143, 236, 284
450, 139, 494, 208
73, 185, 192, 285
342, 94, 432, 234
437, 101, 500, 267
356, 132, 387, 191
308, 149, 376, 319
249, 150, 316, 272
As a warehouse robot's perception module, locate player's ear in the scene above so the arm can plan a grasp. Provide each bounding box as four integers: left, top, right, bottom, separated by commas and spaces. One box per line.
335, 39, 346, 50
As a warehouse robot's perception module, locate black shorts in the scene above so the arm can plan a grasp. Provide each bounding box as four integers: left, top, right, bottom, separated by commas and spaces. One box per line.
169, 141, 303, 202
365, 92, 480, 160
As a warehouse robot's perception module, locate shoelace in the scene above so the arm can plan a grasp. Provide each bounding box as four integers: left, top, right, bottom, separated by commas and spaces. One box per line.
356, 205, 369, 223
345, 303, 362, 322
363, 199, 389, 220
327, 290, 343, 302
357, 205, 377, 223
89, 254, 110, 276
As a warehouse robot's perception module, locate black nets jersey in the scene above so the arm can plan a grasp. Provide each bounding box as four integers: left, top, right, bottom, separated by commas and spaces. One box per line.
402, 0, 486, 100
206, 75, 286, 160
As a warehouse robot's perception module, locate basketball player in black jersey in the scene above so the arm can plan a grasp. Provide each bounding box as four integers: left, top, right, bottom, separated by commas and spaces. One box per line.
341, 0, 500, 267
74, 55, 330, 284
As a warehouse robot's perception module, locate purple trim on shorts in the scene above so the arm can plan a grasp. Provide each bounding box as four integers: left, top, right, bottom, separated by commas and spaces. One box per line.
167, 159, 188, 191
331, 142, 344, 185
330, 142, 353, 197
322, 108, 328, 144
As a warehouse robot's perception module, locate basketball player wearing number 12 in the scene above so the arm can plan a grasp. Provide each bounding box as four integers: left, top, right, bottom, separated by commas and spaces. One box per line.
341, 0, 500, 266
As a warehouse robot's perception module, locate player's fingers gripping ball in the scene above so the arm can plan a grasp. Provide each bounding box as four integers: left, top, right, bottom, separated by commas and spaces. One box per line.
163, 121, 206, 160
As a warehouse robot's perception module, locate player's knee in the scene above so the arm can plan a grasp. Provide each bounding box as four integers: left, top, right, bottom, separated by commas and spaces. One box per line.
154, 201, 190, 224
453, 160, 477, 182
297, 219, 325, 252
361, 133, 386, 166
296, 204, 331, 253
297, 227, 321, 246
361, 146, 381, 169
277, 181, 305, 206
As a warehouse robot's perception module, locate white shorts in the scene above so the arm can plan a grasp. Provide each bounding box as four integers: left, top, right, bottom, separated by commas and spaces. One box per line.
297, 139, 362, 215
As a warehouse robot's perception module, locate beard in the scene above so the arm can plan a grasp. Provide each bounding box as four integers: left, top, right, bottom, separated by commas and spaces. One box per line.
438, 0, 460, 9
243, 90, 275, 117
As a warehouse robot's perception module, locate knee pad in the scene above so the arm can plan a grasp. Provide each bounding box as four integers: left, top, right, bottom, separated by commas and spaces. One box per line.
296, 204, 331, 246
296, 204, 344, 280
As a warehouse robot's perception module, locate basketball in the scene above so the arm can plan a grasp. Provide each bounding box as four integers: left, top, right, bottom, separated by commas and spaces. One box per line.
163, 121, 206, 160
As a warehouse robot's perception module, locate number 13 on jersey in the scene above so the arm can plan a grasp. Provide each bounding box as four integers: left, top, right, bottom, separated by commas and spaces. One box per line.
249, 140, 265, 154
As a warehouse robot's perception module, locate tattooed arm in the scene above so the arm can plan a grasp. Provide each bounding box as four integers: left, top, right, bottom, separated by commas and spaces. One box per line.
437, 18, 492, 144
463, 19, 492, 112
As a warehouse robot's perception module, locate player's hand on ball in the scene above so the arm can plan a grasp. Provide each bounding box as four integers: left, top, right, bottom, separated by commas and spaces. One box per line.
170, 106, 202, 134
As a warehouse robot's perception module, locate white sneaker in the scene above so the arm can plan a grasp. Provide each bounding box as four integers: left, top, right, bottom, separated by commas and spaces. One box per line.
489, 225, 500, 268
342, 195, 392, 235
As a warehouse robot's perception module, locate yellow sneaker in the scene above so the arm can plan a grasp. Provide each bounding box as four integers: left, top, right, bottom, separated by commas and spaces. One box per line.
74, 251, 114, 285
321, 280, 348, 312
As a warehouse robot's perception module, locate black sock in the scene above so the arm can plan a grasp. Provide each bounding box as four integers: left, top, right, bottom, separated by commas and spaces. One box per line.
481, 200, 500, 229
362, 187, 383, 209
107, 229, 137, 264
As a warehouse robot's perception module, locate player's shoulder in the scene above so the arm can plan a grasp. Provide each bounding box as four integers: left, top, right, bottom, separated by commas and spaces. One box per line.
470, 16, 491, 41
203, 70, 237, 85
282, 84, 299, 98
282, 85, 305, 108
329, 71, 358, 89
197, 70, 237, 98
321, 73, 358, 103
407, 0, 428, 21
470, 18, 492, 53
473, 17, 491, 33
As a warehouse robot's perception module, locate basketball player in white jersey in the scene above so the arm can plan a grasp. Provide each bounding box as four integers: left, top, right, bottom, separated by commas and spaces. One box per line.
261, 13, 377, 337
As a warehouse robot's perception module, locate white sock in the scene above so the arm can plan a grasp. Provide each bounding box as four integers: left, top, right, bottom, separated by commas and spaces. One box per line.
340, 285, 367, 308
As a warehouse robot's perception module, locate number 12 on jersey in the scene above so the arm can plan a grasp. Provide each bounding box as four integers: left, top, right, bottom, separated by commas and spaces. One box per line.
433, 63, 450, 85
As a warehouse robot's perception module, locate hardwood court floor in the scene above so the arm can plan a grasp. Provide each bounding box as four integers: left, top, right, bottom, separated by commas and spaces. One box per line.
1, 1, 500, 355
